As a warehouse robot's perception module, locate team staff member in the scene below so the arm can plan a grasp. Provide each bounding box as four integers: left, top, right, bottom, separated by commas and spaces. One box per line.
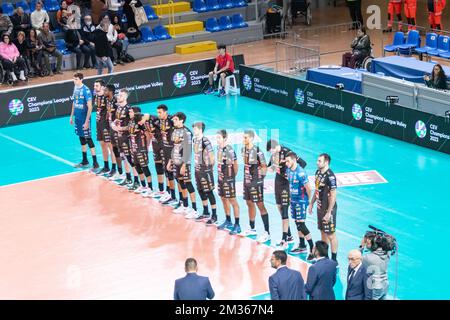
404, 0, 417, 30
216, 130, 241, 235
70, 72, 99, 171
383, 0, 403, 32
269, 250, 306, 300
189, 122, 217, 224
267, 139, 307, 250
285, 152, 314, 260
168, 112, 198, 216
428, 0, 446, 30
240, 130, 270, 244
308, 153, 339, 264
93, 79, 116, 175
204, 44, 235, 97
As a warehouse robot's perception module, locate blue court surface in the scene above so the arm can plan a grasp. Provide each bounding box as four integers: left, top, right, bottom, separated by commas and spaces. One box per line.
1, 93, 450, 300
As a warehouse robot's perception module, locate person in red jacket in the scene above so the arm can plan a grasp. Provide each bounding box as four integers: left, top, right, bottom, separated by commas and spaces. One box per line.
428, 0, 446, 30
404, 0, 417, 30
383, 0, 403, 32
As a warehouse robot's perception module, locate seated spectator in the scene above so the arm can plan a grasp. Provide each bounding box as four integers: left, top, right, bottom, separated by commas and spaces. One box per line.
65, 20, 94, 70
98, 15, 124, 65
93, 21, 114, 74
0, 7, 13, 36
342, 26, 371, 69
11, 7, 31, 38
31, 1, 50, 34
56, 1, 70, 31
123, 0, 143, 29
0, 33, 27, 84
13, 31, 31, 76
106, 0, 124, 22
38, 22, 63, 75
424, 64, 448, 90
26, 28, 45, 76
112, 15, 129, 56
80, 15, 97, 69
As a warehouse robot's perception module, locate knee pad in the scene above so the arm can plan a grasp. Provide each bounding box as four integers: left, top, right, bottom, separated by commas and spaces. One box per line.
79, 137, 87, 146
199, 190, 207, 201
207, 192, 216, 206
185, 182, 195, 194
155, 163, 164, 175
296, 221, 310, 236
142, 166, 151, 177
281, 206, 289, 219
113, 146, 120, 158
86, 138, 95, 149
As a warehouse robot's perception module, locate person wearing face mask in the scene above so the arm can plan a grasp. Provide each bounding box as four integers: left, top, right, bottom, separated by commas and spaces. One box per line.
80, 15, 98, 69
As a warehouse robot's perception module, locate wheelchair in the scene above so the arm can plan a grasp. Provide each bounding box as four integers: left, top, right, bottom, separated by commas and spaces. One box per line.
355, 46, 375, 71
0, 59, 29, 86
291, 0, 312, 26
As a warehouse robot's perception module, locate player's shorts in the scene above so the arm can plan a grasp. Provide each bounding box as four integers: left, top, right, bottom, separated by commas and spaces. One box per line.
74, 119, 91, 138
216, 70, 233, 81
173, 163, 191, 182
317, 204, 337, 234
118, 133, 131, 157
152, 141, 163, 163
96, 121, 111, 143
275, 179, 290, 207
243, 180, 264, 203
291, 201, 308, 221
218, 178, 236, 199
195, 169, 215, 193
132, 150, 149, 169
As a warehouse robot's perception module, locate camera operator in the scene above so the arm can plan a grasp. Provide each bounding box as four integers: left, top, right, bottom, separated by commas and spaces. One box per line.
360, 232, 391, 300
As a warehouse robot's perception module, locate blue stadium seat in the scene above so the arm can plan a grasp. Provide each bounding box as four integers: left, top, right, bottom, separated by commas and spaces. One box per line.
193, 0, 208, 12
232, 0, 247, 7
1, 3, 15, 16
219, 0, 234, 9
415, 33, 438, 56
143, 4, 158, 20
140, 25, 157, 42
397, 30, 421, 55
231, 13, 247, 28
153, 25, 171, 40
206, 0, 221, 11
218, 16, 233, 30
55, 39, 69, 55
44, 0, 60, 12
428, 35, 449, 57
205, 17, 221, 32
15, 1, 31, 14
383, 31, 404, 54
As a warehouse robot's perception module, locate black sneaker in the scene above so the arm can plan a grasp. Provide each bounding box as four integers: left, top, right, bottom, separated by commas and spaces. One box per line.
105, 168, 116, 178
127, 182, 140, 192
205, 217, 217, 226
286, 235, 295, 243
95, 167, 109, 175
290, 245, 308, 254
195, 214, 209, 222
118, 178, 132, 186
74, 162, 89, 169
307, 253, 315, 261
90, 163, 100, 173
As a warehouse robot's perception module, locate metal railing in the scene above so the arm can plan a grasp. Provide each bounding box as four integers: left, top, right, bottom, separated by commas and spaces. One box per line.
275, 40, 320, 75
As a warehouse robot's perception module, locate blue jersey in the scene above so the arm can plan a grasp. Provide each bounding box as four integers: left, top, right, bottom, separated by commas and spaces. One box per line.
287, 165, 309, 204
73, 84, 92, 122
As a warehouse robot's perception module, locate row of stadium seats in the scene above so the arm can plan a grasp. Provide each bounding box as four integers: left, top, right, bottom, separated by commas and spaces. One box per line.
2, 0, 58, 14
193, 0, 247, 13
206, 14, 247, 32
384, 30, 450, 59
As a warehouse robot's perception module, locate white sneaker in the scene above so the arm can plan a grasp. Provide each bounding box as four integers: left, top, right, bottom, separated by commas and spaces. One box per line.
142, 189, 154, 198
257, 231, 271, 243
158, 193, 172, 203
239, 228, 258, 237
185, 209, 201, 219
167, 199, 181, 207
134, 186, 147, 194
173, 206, 188, 214
109, 172, 124, 181
151, 190, 167, 198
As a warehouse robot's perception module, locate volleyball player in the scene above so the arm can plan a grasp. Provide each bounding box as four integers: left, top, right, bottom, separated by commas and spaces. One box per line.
70, 72, 99, 170
188, 122, 217, 224
285, 152, 314, 260
216, 129, 241, 235
168, 112, 198, 216
93, 79, 115, 175
308, 153, 339, 264
129, 106, 153, 196
104, 84, 123, 180
240, 130, 271, 243
266, 139, 307, 250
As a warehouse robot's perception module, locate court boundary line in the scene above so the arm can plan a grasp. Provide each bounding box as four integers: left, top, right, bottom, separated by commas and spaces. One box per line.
0, 171, 82, 189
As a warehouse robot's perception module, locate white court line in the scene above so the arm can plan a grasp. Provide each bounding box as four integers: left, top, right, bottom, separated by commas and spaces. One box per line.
0, 132, 76, 167
0, 171, 82, 189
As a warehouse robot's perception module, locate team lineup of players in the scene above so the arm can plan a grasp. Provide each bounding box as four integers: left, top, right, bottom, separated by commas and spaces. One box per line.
70, 73, 339, 262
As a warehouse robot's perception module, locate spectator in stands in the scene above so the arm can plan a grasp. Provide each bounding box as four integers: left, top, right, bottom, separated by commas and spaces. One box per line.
11, 7, 31, 38
27, 28, 45, 76
341, 26, 371, 69
56, 1, 70, 31
0, 33, 27, 84
68, 1, 82, 30
123, 0, 143, 30
93, 21, 114, 74
80, 15, 98, 69
424, 64, 448, 90
0, 7, 13, 36
31, 1, 50, 34
13, 31, 31, 77
65, 20, 93, 70
112, 15, 129, 57
106, 0, 124, 22
99, 14, 124, 65
39, 22, 63, 75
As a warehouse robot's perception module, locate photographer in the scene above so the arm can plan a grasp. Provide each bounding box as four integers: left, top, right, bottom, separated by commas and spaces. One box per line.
360, 231, 391, 300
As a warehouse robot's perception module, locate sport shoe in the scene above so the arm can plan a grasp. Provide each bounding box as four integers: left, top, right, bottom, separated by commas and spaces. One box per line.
173, 206, 188, 214
205, 217, 217, 226
142, 189, 154, 198
239, 228, 258, 237
151, 190, 167, 199
218, 89, 226, 97
95, 167, 109, 176
290, 246, 308, 254
257, 231, 271, 244
217, 220, 233, 230
117, 178, 132, 186
105, 168, 116, 178
307, 253, 315, 261
127, 182, 140, 191
158, 193, 172, 203
286, 235, 295, 244
185, 209, 201, 219
204, 86, 214, 95
275, 241, 288, 250
164, 199, 181, 208
109, 172, 124, 181
229, 224, 241, 235
90, 163, 100, 173
134, 186, 147, 194
74, 162, 89, 169
195, 214, 210, 222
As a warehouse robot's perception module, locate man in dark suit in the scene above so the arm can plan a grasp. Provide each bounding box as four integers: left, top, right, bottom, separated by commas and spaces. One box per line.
346, 249, 369, 300
174, 258, 215, 300
305, 241, 338, 300
269, 250, 306, 300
